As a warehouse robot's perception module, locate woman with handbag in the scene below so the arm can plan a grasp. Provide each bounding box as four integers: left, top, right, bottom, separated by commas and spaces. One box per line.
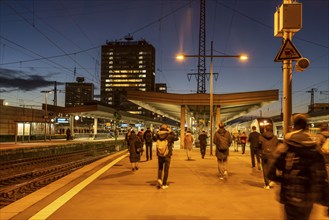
128, 130, 142, 171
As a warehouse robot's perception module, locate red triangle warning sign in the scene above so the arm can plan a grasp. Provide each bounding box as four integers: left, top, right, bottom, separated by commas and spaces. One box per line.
274, 39, 302, 62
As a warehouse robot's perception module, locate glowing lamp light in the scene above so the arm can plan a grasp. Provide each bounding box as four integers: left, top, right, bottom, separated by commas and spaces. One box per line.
176, 54, 185, 60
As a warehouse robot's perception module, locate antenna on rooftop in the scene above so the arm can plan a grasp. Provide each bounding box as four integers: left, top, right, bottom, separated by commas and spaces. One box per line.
124, 33, 133, 41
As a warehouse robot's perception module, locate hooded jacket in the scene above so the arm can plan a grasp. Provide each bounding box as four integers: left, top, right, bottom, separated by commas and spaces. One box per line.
259, 130, 279, 159
272, 129, 329, 207
156, 129, 178, 157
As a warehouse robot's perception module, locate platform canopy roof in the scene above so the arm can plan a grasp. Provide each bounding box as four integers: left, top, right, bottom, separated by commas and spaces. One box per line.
127, 90, 279, 123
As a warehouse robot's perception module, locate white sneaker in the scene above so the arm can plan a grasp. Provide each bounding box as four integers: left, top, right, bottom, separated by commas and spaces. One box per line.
264, 185, 270, 190
161, 185, 169, 189
224, 170, 228, 177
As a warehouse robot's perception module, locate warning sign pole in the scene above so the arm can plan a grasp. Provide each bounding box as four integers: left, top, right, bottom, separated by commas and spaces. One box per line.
283, 31, 293, 134
274, 0, 303, 135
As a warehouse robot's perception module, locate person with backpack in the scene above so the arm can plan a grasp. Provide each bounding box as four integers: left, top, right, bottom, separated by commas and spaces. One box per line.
184, 129, 194, 160
198, 130, 208, 159
143, 127, 154, 161
213, 122, 232, 180
156, 124, 178, 189
268, 114, 329, 220
258, 124, 279, 189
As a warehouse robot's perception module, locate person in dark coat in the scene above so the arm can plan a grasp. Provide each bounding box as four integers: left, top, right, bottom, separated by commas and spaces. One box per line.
269, 114, 329, 220
128, 130, 142, 171
213, 122, 232, 180
156, 124, 178, 189
239, 131, 247, 154
258, 124, 279, 189
143, 127, 154, 161
198, 130, 208, 159
248, 126, 261, 170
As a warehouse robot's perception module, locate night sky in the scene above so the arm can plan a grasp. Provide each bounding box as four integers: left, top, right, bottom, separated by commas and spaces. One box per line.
0, 0, 328, 117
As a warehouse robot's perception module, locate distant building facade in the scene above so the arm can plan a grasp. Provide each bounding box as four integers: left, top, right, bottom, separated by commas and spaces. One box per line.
65, 77, 94, 107
100, 38, 155, 115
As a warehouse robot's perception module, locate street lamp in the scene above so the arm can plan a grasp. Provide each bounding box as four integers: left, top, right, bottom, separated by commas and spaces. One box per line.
176, 41, 248, 155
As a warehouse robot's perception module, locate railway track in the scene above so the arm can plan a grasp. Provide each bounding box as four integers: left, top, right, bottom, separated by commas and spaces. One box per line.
0, 146, 116, 208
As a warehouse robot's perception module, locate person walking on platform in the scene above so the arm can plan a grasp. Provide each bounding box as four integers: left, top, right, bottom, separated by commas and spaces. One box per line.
184, 129, 194, 160
156, 124, 178, 189
198, 130, 208, 159
128, 130, 143, 171
137, 129, 145, 156
268, 114, 329, 220
248, 126, 261, 170
213, 122, 232, 180
143, 127, 154, 161
232, 131, 240, 152
239, 131, 247, 154
258, 124, 279, 189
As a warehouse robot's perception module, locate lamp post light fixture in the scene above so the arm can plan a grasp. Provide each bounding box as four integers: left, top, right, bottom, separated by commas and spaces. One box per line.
176, 41, 248, 155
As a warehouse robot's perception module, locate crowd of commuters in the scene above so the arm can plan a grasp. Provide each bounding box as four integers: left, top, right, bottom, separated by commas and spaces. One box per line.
124, 116, 329, 218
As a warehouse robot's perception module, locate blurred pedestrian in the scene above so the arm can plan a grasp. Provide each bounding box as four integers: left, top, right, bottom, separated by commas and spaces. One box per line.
198, 130, 208, 159
258, 124, 279, 189
232, 131, 240, 152
156, 124, 178, 189
66, 128, 71, 141
269, 114, 329, 220
184, 129, 194, 160
143, 127, 154, 161
213, 122, 232, 180
128, 130, 143, 171
137, 129, 145, 156
240, 131, 247, 154
248, 126, 261, 170
316, 123, 329, 176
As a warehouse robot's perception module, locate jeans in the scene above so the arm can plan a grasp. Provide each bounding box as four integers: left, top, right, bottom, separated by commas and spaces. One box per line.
200, 145, 206, 158
217, 158, 227, 177
158, 156, 171, 185
145, 142, 152, 160
250, 147, 260, 167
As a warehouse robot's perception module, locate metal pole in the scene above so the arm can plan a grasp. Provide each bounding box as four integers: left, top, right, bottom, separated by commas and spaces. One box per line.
282, 0, 293, 135
282, 33, 293, 134
209, 41, 214, 156
44, 93, 48, 141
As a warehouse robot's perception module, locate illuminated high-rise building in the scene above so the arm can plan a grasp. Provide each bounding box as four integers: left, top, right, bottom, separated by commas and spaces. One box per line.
100, 38, 155, 115
65, 77, 94, 107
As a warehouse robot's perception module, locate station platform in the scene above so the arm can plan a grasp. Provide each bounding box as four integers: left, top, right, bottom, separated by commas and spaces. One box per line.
1, 141, 328, 220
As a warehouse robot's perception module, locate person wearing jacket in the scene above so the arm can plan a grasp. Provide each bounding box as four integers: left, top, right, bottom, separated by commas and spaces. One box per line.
248, 126, 261, 170
258, 124, 279, 189
213, 122, 232, 180
184, 129, 194, 160
128, 130, 142, 171
198, 130, 208, 159
269, 114, 329, 220
156, 124, 178, 189
143, 127, 154, 161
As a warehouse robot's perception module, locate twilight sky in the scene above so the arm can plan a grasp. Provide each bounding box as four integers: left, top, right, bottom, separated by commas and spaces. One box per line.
0, 0, 328, 118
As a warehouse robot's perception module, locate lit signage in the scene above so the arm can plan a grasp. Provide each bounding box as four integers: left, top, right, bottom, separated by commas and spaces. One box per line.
56, 118, 69, 124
